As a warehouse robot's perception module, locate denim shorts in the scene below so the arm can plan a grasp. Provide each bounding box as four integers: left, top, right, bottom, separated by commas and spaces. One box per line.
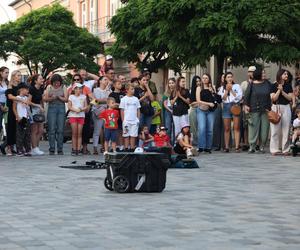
222, 103, 234, 119
104, 128, 118, 142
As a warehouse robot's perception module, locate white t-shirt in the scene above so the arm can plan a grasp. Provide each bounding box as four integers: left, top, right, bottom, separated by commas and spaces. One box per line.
119, 95, 141, 123
0, 82, 7, 103
92, 87, 109, 111
83, 80, 95, 92
68, 94, 86, 118
16, 96, 30, 119
177, 132, 193, 144
218, 83, 243, 103
293, 118, 300, 128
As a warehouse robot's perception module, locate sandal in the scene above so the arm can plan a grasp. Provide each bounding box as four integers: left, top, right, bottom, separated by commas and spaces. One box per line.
235, 147, 241, 153
224, 148, 229, 153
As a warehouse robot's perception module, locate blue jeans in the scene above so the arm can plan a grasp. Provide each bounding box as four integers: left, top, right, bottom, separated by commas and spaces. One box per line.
196, 108, 215, 149
139, 113, 152, 130
0, 102, 5, 131
163, 109, 174, 144
47, 103, 65, 152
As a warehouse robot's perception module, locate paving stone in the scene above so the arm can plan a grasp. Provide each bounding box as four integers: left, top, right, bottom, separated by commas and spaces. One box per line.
0, 142, 300, 249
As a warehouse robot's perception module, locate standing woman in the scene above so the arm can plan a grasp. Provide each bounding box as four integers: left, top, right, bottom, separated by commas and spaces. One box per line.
196, 73, 217, 153
189, 76, 201, 145
43, 74, 68, 155
29, 74, 45, 155
5, 70, 23, 156
218, 72, 243, 152
91, 76, 110, 154
212, 74, 225, 150
134, 74, 154, 130
269, 69, 293, 155
244, 68, 272, 153
170, 77, 191, 137
0, 67, 9, 154
162, 78, 176, 143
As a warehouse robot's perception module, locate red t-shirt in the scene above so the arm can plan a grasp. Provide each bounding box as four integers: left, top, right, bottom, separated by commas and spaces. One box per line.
154, 134, 170, 147
99, 109, 119, 129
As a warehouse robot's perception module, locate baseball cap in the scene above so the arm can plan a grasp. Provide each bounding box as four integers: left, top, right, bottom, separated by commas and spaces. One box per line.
159, 126, 168, 131
106, 55, 113, 61
248, 66, 256, 72
181, 123, 190, 129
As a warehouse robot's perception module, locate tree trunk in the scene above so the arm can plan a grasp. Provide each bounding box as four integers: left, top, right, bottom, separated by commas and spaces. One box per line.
216, 55, 225, 80
25, 59, 32, 76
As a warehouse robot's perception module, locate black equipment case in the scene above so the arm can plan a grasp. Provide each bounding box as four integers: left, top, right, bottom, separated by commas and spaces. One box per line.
104, 152, 169, 193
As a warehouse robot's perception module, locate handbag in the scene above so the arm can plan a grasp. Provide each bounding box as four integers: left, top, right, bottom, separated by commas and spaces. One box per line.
267, 105, 281, 124
33, 113, 45, 123
230, 103, 241, 116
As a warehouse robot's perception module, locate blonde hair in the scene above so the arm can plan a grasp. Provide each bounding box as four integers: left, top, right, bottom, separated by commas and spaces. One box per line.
125, 82, 133, 90
9, 70, 21, 87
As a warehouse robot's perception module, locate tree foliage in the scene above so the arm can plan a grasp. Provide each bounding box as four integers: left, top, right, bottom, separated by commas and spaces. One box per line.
0, 4, 103, 76
109, 0, 300, 75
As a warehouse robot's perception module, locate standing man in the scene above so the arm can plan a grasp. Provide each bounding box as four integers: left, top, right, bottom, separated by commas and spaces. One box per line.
105, 68, 116, 91
142, 68, 158, 96
240, 66, 256, 151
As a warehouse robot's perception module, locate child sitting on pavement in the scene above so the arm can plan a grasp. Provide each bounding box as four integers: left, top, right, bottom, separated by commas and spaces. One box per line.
291, 109, 300, 147
139, 125, 154, 148
153, 126, 172, 148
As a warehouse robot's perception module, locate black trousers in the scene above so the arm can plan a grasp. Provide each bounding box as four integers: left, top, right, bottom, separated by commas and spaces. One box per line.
7, 111, 16, 146
82, 111, 92, 144
16, 119, 31, 153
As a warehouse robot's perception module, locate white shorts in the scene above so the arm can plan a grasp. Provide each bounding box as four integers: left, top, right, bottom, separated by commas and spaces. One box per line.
123, 122, 139, 138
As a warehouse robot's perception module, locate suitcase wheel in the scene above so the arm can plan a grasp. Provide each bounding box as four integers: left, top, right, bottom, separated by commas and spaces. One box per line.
113, 175, 130, 193
104, 177, 114, 191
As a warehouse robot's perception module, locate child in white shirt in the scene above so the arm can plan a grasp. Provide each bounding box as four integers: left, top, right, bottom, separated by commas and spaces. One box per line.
119, 83, 141, 151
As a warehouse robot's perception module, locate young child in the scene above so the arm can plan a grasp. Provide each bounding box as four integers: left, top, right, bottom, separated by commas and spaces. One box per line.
174, 124, 198, 158
13, 84, 41, 156
119, 83, 141, 151
99, 97, 119, 154
13, 84, 31, 156
291, 109, 300, 146
150, 97, 162, 134
153, 126, 171, 148
139, 125, 154, 148
68, 83, 88, 155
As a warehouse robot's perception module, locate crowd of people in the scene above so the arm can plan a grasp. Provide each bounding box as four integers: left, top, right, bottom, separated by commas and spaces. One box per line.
0, 57, 300, 158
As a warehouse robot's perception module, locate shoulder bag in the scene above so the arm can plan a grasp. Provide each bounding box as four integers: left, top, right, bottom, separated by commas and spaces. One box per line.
267, 105, 281, 124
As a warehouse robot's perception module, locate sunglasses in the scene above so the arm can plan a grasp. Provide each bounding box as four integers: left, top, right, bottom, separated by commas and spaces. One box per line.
74, 78, 81, 81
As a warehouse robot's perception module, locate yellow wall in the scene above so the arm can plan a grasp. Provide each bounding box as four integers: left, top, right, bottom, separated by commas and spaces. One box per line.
12, 0, 80, 26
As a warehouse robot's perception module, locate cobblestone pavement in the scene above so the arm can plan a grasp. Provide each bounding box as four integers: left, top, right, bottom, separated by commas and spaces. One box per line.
0, 142, 300, 250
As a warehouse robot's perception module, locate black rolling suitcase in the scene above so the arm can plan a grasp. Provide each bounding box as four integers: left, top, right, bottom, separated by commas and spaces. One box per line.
104, 152, 169, 193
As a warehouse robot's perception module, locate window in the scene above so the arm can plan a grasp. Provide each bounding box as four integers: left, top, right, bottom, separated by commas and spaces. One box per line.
82, 2, 86, 28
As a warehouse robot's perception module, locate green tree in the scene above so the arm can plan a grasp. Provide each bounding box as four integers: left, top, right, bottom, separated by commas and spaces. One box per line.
109, 0, 300, 76
0, 4, 103, 76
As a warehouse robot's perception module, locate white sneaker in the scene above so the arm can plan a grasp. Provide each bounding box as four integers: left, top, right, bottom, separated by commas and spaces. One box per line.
36, 147, 45, 155
31, 147, 44, 156
103, 151, 108, 155
186, 148, 193, 158
31, 148, 40, 156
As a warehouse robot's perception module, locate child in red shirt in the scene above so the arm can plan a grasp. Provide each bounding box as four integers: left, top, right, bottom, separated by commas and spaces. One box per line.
99, 97, 119, 154
154, 126, 171, 147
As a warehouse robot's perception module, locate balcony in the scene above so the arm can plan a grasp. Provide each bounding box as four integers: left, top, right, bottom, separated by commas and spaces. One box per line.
87, 16, 114, 44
